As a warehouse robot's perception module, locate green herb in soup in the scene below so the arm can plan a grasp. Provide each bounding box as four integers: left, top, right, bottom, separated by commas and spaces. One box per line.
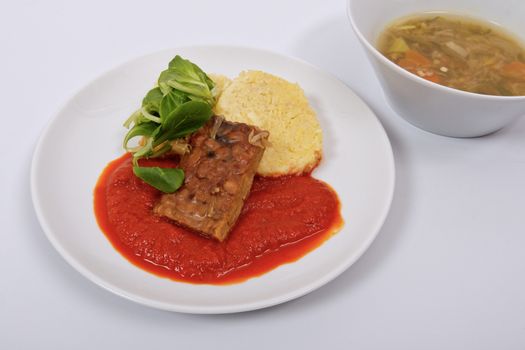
378, 14, 525, 96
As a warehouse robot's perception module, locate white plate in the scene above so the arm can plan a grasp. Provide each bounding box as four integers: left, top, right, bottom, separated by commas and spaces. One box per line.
31, 46, 395, 314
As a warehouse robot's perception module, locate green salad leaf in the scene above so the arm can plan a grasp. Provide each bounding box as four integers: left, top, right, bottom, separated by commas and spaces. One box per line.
142, 87, 163, 112
159, 89, 188, 122
123, 55, 216, 193
123, 122, 158, 151
161, 101, 212, 140
133, 166, 184, 193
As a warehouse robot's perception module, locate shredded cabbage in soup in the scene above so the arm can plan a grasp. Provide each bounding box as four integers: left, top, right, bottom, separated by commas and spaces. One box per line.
378, 15, 525, 96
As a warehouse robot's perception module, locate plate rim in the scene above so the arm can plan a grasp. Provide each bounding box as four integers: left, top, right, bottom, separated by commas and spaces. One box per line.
30, 45, 395, 314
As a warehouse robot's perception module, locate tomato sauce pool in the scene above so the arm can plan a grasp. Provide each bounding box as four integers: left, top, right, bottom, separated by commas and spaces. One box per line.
94, 153, 343, 285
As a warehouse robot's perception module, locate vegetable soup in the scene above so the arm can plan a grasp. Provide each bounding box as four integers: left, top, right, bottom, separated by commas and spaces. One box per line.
378, 14, 525, 96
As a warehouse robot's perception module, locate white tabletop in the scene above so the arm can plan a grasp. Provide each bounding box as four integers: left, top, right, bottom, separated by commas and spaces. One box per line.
2, 0, 525, 348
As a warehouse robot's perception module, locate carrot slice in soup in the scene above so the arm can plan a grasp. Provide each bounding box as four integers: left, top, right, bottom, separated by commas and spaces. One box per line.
397, 50, 441, 83
404, 50, 432, 67
501, 61, 525, 81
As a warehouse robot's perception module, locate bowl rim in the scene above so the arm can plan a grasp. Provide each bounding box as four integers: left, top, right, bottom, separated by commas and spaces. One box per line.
346, 0, 525, 101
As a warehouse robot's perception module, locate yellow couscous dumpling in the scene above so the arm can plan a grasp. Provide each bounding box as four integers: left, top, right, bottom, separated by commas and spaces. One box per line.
214, 70, 322, 176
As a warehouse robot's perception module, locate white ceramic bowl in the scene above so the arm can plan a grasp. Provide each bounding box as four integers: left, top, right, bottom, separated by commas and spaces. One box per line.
347, 0, 525, 137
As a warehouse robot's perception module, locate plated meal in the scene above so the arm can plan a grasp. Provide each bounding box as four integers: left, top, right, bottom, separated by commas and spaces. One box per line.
31, 46, 395, 312
94, 55, 343, 284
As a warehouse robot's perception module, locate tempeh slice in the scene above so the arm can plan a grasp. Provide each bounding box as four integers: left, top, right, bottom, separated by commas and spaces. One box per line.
154, 116, 268, 241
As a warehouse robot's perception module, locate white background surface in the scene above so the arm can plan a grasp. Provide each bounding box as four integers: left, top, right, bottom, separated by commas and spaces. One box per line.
1, 0, 524, 348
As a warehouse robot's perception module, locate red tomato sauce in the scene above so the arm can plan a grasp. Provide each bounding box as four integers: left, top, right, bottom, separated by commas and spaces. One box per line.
94, 153, 343, 285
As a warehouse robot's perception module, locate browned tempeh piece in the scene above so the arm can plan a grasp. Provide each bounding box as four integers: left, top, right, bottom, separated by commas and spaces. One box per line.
154, 116, 268, 241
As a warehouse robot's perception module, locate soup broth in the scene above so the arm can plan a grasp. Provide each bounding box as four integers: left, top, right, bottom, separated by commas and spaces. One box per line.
378, 14, 525, 96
